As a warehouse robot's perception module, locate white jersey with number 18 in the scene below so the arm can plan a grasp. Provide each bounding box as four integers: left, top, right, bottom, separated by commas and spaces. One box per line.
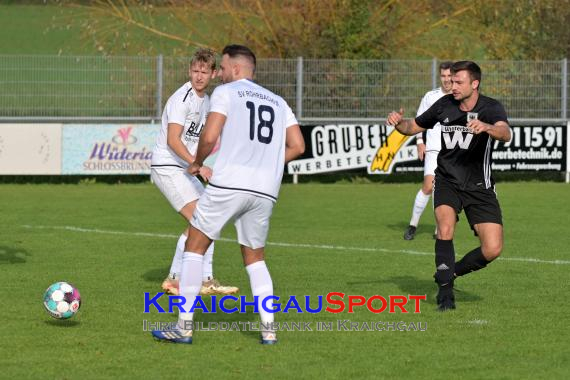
208, 79, 298, 202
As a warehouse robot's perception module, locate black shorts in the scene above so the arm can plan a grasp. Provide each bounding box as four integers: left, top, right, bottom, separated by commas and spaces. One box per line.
433, 177, 503, 230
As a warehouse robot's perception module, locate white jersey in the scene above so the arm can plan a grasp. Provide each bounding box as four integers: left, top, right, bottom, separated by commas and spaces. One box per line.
208, 79, 298, 202
151, 82, 209, 168
415, 87, 446, 152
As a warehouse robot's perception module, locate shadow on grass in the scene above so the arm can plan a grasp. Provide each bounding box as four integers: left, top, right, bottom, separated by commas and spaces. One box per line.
386, 222, 438, 239
44, 319, 81, 327
0, 245, 30, 264
142, 267, 169, 283
202, 308, 260, 341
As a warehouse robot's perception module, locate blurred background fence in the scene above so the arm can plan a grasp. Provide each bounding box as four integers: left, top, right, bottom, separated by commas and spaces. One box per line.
0, 55, 567, 122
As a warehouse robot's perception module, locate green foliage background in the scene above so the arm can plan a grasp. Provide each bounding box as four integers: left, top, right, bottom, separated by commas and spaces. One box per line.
1, 1, 569, 59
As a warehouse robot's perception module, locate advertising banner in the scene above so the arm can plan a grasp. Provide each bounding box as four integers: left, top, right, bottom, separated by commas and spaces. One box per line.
62, 124, 159, 174
491, 125, 567, 171
288, 124, 568, 175
0, 123, 62, 174
287, 124, 422, 175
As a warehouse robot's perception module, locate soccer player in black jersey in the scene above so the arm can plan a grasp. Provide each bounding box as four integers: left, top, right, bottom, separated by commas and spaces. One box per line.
386, 61, 512, 311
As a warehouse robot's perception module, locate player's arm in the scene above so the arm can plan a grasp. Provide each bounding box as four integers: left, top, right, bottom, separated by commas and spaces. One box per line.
416, 140, 426, 161
469, 120, 512, 142
285, 124, 305, 163
386, 108, 426, 136
191, 112, 225, 172
415, 94, 430, 145
167, 123, 196, 165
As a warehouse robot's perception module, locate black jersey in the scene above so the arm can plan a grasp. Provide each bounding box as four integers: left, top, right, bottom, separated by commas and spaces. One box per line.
415, 94, 508, 190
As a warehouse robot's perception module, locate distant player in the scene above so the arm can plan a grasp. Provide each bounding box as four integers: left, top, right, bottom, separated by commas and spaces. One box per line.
152, 44, 305, 344
404, 61, 453, 240
387, 61, 512, 311
150, 48, 238, 297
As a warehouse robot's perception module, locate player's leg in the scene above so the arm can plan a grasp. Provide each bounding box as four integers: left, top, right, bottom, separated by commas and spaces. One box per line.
433, 178, 460, 311
455, 189, 503, 278
235, 195, 277, 344
152, 189, 236, 343
151, 166, 202, 295
241, 245, 276, 344
455, 223, 503, 278
425, 151, 439, 239
151, 225, 211, 344
161, 202, 196, 295
404, 151, 437, 240
153, 167, 237, 296
180, 195, 239, 296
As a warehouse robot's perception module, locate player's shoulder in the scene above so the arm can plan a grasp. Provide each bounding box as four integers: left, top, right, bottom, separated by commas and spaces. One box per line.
478, 94, 503, 107
430, 93, 454, 107
221, 79, 286, 106
168, 82, 194, 104
423, 88, 448, 104
423, 87, 443, 98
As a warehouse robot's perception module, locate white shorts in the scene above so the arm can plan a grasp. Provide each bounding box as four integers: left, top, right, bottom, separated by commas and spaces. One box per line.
191, 188, 274, 249
151, 167, 204, 212
424, 151, 439, 177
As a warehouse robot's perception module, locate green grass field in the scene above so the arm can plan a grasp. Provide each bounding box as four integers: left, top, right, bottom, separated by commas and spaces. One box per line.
0, 181, 568, 379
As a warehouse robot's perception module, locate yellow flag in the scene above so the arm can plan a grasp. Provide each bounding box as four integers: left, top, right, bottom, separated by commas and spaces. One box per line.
370, 129, 410, 173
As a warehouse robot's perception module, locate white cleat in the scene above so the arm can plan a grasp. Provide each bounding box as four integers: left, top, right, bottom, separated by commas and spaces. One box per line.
200, 278, 239, 295
161, 276, 180, 296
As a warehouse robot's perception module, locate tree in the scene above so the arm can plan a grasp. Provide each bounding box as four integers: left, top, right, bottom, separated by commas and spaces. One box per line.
59, 0, 569, 60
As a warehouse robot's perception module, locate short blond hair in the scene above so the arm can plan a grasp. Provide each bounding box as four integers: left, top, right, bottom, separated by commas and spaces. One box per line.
191, 48, 216, 71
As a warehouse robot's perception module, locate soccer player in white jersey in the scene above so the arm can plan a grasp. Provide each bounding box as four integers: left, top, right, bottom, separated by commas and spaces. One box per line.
150, 48, 238, 297
403, 62, 453, 240
152, 44, 305, 345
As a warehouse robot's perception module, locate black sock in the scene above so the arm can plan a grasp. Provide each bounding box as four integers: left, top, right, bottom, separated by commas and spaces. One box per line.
455, 247, 489, 277
434, 239, 455, 287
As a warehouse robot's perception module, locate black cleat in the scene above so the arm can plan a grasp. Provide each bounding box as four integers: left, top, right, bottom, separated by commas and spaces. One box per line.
403, 225, 417, 240
436, 286, 456, 312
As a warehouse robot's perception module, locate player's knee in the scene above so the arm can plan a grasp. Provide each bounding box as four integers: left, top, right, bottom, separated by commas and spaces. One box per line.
436, 225, 454, 240
482, 242, 502, 261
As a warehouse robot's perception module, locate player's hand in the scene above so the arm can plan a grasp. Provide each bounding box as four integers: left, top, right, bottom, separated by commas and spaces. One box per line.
188, 162, 201, 176
198, 166, 212, 182
468, 119, 491, 135
386, 108, 404, 127
417, 143, 426, 161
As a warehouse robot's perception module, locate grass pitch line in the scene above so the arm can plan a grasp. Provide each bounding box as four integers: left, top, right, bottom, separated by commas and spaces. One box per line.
22, 224, 570, 265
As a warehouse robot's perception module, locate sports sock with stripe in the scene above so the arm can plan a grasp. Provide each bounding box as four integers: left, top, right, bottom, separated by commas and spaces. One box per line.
455, 247, 489, 277
169, 233, 187, 278
177, 252, 203, 332
246, 261, 274, 331
410, 189, 431, 227
434, 239, 455, 286
202, 242, 214, 281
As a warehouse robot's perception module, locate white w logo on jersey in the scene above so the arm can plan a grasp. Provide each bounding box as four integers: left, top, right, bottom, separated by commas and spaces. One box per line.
443, 131, 473, 149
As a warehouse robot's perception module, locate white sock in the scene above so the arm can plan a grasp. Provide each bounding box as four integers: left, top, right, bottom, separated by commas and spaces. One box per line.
246, 261, 274, 330
169, 233, 187, 278
202, 242, 214, 281
409, 189, 431, 227
178, 252, 203, 331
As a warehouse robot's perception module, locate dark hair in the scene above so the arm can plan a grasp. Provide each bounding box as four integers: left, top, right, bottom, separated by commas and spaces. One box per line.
222, 44, 256, 68
451, 61, 482, 87
439, 61, 453, 71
